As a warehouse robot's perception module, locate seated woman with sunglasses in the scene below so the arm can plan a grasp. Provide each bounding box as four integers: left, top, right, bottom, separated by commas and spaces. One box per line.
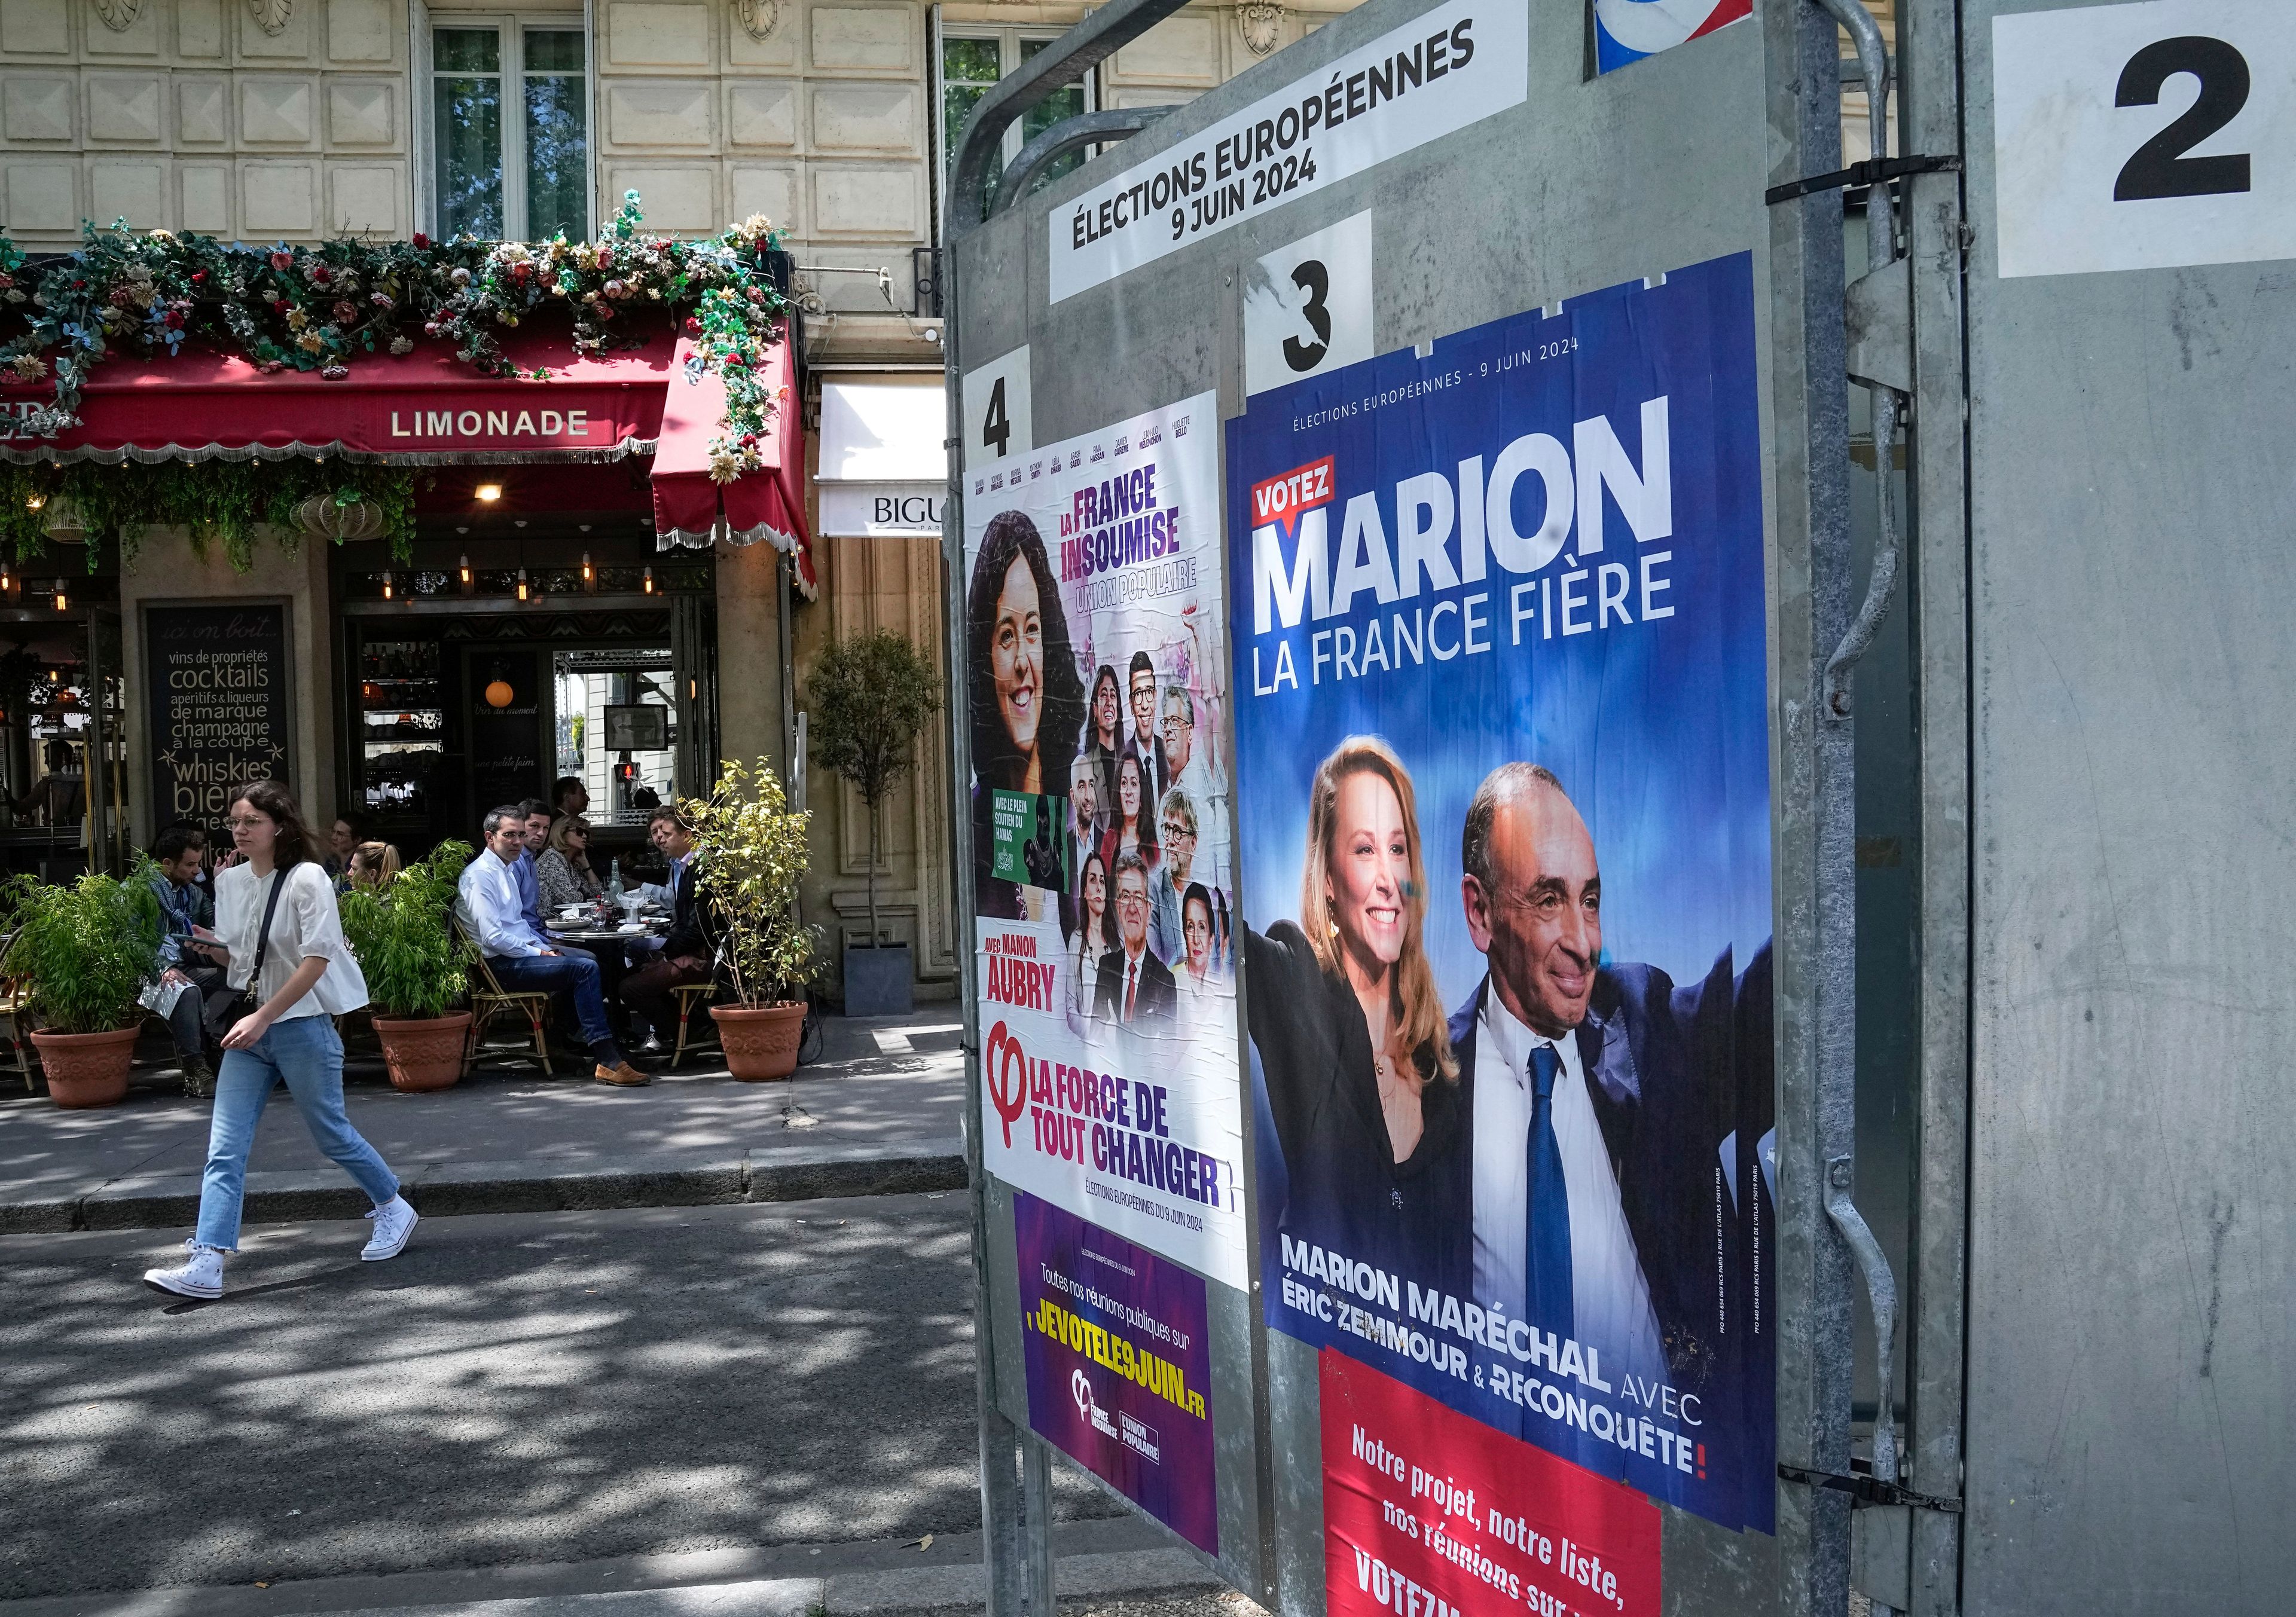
536, 814, 605, 912
142, 781, 417, 1300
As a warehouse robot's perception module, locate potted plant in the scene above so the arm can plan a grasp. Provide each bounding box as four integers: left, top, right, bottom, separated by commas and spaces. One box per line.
806, 629, 939, 1016
339, 840, 473, 1092
685, 756, 819, 1080
5, 868, 163, 1108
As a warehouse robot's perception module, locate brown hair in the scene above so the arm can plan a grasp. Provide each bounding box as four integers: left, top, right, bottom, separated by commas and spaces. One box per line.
228, 779, 319, 869
347, 841, 402, 890
1299, 736, 1456, 1084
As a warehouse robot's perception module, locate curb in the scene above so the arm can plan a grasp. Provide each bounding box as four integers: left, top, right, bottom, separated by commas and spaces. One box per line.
316, 1549, 1226, 1615
0, 1141, 966, 1235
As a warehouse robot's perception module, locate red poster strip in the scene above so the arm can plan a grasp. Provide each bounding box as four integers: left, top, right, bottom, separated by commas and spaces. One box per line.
1321, 1349, 1661, 1617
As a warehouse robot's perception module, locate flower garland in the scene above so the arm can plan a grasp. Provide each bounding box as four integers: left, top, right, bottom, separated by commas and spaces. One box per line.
0, 192, 788, 482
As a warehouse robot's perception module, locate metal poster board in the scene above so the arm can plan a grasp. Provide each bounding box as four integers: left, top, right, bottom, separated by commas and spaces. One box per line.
944, 0, 1848, 1613
143, 600, 295, 820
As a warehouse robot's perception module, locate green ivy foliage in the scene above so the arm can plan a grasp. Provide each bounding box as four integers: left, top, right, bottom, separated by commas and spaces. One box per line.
1, 863, 163, 1034
338, 839, 474, 1019
0, 460, 417, 571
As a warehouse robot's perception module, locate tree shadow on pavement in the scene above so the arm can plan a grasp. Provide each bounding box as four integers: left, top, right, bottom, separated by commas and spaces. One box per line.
0, 1198, 1118, 1600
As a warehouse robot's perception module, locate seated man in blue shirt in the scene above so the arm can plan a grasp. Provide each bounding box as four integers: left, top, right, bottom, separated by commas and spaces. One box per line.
146, 823, 227, 1098
459, 805, 646, 1086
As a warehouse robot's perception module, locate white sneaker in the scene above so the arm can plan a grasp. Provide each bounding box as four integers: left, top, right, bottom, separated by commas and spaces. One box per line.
362, 1196, 419, 1261
143, 1239, 225, 1299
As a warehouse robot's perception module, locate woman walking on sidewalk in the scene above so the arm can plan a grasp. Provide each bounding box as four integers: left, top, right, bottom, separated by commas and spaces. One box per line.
144, 781, 417, 1300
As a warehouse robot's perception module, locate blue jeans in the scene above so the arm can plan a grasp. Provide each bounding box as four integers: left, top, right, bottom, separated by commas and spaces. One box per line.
196, 1016, 398, 1251
487, 950, 621, 1061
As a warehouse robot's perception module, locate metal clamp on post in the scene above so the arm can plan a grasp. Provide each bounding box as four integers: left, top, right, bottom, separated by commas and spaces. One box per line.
1764, 153, 1962, 207
1776, 1460, 1963, 1515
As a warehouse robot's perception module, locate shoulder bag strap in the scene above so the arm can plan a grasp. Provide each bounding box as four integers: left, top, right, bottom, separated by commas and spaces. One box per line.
244, 866, 288, 999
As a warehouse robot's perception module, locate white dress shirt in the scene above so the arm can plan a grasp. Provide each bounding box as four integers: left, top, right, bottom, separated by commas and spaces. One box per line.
459, 849, 549, 959
1469, 984, 1666, 1388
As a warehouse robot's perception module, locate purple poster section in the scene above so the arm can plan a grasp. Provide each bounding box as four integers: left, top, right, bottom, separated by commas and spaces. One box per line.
1015, 1192, 1219, 1555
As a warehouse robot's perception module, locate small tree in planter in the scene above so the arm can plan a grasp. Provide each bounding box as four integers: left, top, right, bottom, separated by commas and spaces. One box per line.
4, 867, 163, 1108
339, 840, 474, 1092
684, 755, 821, 1080
807, 629, 939, 1014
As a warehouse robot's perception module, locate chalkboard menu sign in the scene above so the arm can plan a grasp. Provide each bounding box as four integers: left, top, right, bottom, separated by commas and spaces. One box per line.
466, 647, 547, 821
145, 602, 294, 822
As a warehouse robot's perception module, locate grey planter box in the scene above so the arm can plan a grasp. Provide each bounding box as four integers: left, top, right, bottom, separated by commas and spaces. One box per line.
843, 942, 913, 1016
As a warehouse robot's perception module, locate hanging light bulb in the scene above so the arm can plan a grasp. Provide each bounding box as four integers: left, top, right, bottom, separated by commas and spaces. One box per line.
458, 553, 472, 587
381, 569, 394, 600
23, 493, 44, 512
581, 551, 594, 588
53, 583, 68, 612
516, 566, 530, 603
642, 566, 655, 595
48, 666, 59, 684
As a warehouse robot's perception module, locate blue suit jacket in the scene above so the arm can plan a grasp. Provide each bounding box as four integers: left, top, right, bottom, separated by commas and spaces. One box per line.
1439, 942, 1772, 1404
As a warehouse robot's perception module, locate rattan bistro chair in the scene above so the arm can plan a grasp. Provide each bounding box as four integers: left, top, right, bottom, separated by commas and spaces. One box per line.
456, 922, 553, 1075
668, 980, 719, 1069
0, 930, 34, 1092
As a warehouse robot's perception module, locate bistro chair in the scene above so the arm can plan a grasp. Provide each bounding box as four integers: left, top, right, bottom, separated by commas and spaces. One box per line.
0, 930, 35, 1092
668, 980, 720, 1069
455, 922, 553, 1076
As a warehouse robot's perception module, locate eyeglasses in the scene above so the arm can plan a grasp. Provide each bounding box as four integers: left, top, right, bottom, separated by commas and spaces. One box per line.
1160, 823, 1194, 842
225, 816, 270, 830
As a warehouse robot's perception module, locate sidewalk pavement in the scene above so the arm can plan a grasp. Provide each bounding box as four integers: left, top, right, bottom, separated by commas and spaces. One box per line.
0, 1520, 1232, 1617
0, 1009, 968, 1234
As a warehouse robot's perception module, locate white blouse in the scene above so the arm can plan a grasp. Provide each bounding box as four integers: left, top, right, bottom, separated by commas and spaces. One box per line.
215, 860, 370, 1019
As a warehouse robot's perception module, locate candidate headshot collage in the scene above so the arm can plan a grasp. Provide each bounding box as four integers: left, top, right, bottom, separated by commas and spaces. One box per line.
966, 506, 1235, 1047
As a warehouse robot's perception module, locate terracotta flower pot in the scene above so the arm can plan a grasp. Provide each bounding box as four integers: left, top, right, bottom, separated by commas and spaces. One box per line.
710, 1001, 806, 1081
31, 1024, 142, 1109
373, 1012, 472, 1092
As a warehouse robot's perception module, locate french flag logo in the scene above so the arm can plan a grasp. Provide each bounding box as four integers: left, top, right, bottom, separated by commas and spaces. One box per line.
1593, 0, 1751, 75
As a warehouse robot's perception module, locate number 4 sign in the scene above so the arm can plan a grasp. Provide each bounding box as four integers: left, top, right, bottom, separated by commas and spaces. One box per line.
963, 347, 1033, 473
1993, 0, 2294, 279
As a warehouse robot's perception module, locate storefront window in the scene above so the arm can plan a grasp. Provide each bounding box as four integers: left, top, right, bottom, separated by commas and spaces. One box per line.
432, 23, 588, 242
554, 649, 677, 826
358, 641, 444, 820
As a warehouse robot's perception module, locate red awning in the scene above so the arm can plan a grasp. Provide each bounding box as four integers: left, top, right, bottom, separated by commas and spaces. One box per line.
651, 334, 815, 598
0, 323, 671, 466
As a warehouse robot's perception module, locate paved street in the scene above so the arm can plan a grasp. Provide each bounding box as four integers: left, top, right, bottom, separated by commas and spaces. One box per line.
0, 1196, 1126, 1607
1, 1013, 966, 1232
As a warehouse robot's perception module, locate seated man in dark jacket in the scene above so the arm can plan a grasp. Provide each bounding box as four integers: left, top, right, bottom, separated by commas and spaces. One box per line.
620, 805, 713, 1056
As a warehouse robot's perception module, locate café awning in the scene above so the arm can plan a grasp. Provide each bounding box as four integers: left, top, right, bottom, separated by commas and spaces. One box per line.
0, 323, 673, 466
648, 334, 814, 598
814, 375, 947, 540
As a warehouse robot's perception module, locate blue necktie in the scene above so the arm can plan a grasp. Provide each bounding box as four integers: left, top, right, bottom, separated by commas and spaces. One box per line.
1526, 1044, 1574, 1337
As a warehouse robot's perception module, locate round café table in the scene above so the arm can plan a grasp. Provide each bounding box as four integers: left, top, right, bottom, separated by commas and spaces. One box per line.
543, 919, 669, 1041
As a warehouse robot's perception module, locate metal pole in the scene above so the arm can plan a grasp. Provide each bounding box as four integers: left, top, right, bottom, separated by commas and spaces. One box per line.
938, 10, 1196, 1608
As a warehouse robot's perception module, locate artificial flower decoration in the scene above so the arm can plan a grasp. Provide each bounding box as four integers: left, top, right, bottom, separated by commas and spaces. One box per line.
0, 193, 789, 469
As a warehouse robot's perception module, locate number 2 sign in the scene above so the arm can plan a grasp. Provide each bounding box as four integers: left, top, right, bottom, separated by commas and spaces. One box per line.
1993, 0, 2292, 279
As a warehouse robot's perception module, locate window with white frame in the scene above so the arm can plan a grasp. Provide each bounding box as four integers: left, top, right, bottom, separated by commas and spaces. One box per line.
430, 21, 589, 242
937, 30, 1092, 228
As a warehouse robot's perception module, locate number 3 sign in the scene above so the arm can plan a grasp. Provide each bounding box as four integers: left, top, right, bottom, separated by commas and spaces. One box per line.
1993, 0, 2292, 279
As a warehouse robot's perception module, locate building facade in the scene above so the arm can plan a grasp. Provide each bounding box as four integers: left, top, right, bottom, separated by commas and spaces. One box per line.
0, 0, 1376, 998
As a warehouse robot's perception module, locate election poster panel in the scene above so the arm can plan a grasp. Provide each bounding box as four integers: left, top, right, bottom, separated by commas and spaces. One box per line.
1018, 1193, 1219, 1555
1226, 253, 1776, 1533
965, 390, 1248, 1290
1323, 1350, 1660, 1617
